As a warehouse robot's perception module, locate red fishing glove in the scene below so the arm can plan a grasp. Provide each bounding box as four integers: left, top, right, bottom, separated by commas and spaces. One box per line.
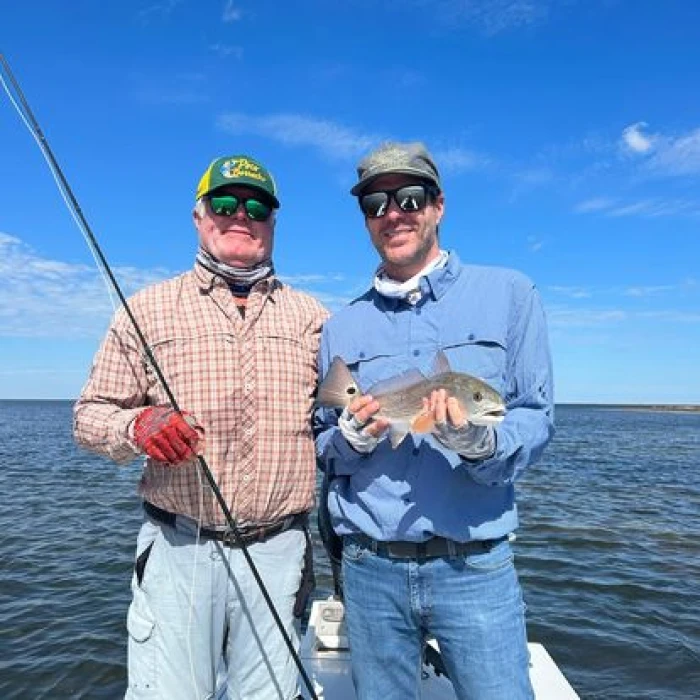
132, 406, 202, 465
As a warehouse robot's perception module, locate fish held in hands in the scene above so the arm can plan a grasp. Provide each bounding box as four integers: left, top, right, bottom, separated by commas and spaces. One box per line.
317, 350, 506, 448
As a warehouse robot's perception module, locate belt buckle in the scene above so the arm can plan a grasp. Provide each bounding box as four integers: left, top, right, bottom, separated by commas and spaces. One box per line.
220, 527, 239, 547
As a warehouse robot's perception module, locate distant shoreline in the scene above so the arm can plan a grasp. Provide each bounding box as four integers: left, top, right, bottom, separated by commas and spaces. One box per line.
2, 399, 699, 413
558, 403, 700, 413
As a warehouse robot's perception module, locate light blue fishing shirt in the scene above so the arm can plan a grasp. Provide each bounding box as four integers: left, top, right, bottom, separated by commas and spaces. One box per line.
314, 251, 555, 543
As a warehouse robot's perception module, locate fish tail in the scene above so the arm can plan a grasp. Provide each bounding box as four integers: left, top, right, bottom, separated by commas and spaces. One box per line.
317, 357, 362, 408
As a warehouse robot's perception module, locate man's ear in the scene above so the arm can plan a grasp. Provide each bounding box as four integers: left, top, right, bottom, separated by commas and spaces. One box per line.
435, 193, 445, 224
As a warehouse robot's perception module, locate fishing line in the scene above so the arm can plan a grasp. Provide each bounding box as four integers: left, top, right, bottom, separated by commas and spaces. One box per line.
0, 53, 318, 700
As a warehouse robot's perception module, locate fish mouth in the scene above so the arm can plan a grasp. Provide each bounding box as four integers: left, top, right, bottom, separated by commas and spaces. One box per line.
471, 409, 506, 426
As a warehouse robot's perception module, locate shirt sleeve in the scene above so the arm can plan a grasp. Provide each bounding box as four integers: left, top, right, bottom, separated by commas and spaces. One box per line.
73, 307, 149, 464
463, 281, 555, 486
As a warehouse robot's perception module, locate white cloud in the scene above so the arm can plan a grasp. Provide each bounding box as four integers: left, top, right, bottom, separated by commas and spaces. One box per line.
137, 0, 183, 24
574, 196, 700, 219
637, 310, 700, 323
623, 285, 674, 297
547, 305, 627, 328
434, 147, 490, 173
222, 0, 242, 22
217, 112, 379, 160
620, 122, 700, 176
527, 235, 544, 252
621, 122, 655, 154
548, 285, 593, 299
574, 197, 617, 213
209, 44, 244, 59
647, 128, 700, 177
0, 234, 173, 338
425, 0, 551, 35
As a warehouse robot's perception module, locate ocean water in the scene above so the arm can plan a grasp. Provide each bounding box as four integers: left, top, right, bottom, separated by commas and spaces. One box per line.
1, 401, 698, 699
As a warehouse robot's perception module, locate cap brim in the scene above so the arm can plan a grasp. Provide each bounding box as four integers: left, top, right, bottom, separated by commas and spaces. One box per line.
350, 167, 439, 196
205, 184, 280, 208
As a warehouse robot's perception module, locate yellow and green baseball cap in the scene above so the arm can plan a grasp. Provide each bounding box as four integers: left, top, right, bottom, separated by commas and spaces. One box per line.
195, 155, 280, 207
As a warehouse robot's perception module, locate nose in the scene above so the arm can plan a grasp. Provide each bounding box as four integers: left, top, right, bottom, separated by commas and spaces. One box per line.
232, 203, 247, 220
384, 199, 405, 219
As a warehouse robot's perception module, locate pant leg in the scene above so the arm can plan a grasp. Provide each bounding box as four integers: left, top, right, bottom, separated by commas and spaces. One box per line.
427, 540, 534, 700
222, 527, 306, 700
341, 540, 423, 700
125, 519, 226, 700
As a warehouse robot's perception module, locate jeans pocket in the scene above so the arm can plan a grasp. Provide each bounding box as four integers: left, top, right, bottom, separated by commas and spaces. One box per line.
127, 595, 155, 643
464, 540, 514, 572
342, 540, 368, 563
135, 542, 154, 587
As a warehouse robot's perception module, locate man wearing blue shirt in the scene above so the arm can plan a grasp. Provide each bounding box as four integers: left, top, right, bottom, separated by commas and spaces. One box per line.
315, 141, 554, 700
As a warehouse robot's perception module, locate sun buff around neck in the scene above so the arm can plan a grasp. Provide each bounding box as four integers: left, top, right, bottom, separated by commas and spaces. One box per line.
373, 250, 448, 304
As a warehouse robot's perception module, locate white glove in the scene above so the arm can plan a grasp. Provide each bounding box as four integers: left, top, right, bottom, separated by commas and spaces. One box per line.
433, 421, 496, 461
338, 407, 381, 454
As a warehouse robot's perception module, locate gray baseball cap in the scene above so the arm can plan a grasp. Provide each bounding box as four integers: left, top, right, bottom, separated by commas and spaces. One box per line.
350, 141, 441, 196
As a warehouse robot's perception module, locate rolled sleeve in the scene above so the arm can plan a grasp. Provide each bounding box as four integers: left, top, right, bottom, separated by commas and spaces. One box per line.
73, 309, 149, 464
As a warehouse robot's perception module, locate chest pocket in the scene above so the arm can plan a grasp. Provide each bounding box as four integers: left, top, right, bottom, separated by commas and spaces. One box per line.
439, 327, 508, 396
339, 344, 405, 394
256, 330, 318, 431
146, 332, 237, 407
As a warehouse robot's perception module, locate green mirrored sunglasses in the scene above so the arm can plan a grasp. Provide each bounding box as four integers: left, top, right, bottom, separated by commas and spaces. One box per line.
207, 194, 273, 222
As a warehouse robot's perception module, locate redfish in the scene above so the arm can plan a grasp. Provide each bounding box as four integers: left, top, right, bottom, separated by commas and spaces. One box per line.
317, 350, 506, 448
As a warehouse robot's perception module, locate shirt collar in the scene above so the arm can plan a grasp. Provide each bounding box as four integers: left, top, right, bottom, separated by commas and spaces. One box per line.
423, 250, 461, 300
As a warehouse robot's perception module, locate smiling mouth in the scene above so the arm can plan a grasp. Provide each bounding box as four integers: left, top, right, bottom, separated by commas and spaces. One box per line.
224, 227, 252, 236
382, 227, 414, 237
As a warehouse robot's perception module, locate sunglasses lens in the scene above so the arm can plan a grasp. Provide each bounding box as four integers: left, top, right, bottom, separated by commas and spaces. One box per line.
359, 185, 430, 218
245, 198, 272, 222
360, 192, 389, 218
208, 194, 271, 221
396, 186, 426, 212
209, 195, 239, 217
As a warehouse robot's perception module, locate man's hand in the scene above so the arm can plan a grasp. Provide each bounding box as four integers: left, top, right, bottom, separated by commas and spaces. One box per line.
133, 406, 202, 465
424, 389, 495, 460
338, 395, 389, 454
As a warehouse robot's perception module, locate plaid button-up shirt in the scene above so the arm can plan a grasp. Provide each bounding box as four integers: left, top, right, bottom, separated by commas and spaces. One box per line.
74, 263, 329, 527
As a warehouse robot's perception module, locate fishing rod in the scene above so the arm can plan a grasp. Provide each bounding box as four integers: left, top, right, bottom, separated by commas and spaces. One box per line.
0, 53, 319, 700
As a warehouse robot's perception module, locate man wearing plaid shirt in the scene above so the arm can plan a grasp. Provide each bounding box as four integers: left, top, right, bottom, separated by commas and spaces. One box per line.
74, 154, 328, 700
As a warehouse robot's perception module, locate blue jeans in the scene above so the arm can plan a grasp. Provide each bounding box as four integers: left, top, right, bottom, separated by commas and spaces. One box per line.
125, 517, 305, 700
342, 538, 534, 700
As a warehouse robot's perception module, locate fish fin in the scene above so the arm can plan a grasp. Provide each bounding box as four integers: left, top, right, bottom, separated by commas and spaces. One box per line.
430, 350, 452, 376
368, 368, 427, 396
388, 423, 411, 449
317, 357, 362, 408
411, 412, 435, 434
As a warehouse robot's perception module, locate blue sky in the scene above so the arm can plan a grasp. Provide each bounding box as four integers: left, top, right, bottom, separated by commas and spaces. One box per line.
1, 0, 699, 403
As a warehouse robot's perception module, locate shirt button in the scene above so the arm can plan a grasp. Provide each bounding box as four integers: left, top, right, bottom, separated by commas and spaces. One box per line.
359, 352, 366, 359
242, 474, 251, 483
468, 333, 475, 341
413, 349, 420, 356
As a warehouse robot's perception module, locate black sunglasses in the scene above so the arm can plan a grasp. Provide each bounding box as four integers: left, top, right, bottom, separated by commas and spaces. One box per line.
207, 193, 273, 222
359, 183, 440, 219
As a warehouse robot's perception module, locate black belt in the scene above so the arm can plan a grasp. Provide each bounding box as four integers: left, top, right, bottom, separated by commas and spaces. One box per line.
144, 501, 307, 547
346, 533, 508, 560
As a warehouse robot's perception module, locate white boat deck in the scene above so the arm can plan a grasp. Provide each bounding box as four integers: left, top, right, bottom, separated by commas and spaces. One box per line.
299, 599, 579, 699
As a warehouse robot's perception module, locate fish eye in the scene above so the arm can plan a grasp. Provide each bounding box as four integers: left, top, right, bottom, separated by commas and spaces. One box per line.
347, 387, 357, 395
473, 391, 483, 402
